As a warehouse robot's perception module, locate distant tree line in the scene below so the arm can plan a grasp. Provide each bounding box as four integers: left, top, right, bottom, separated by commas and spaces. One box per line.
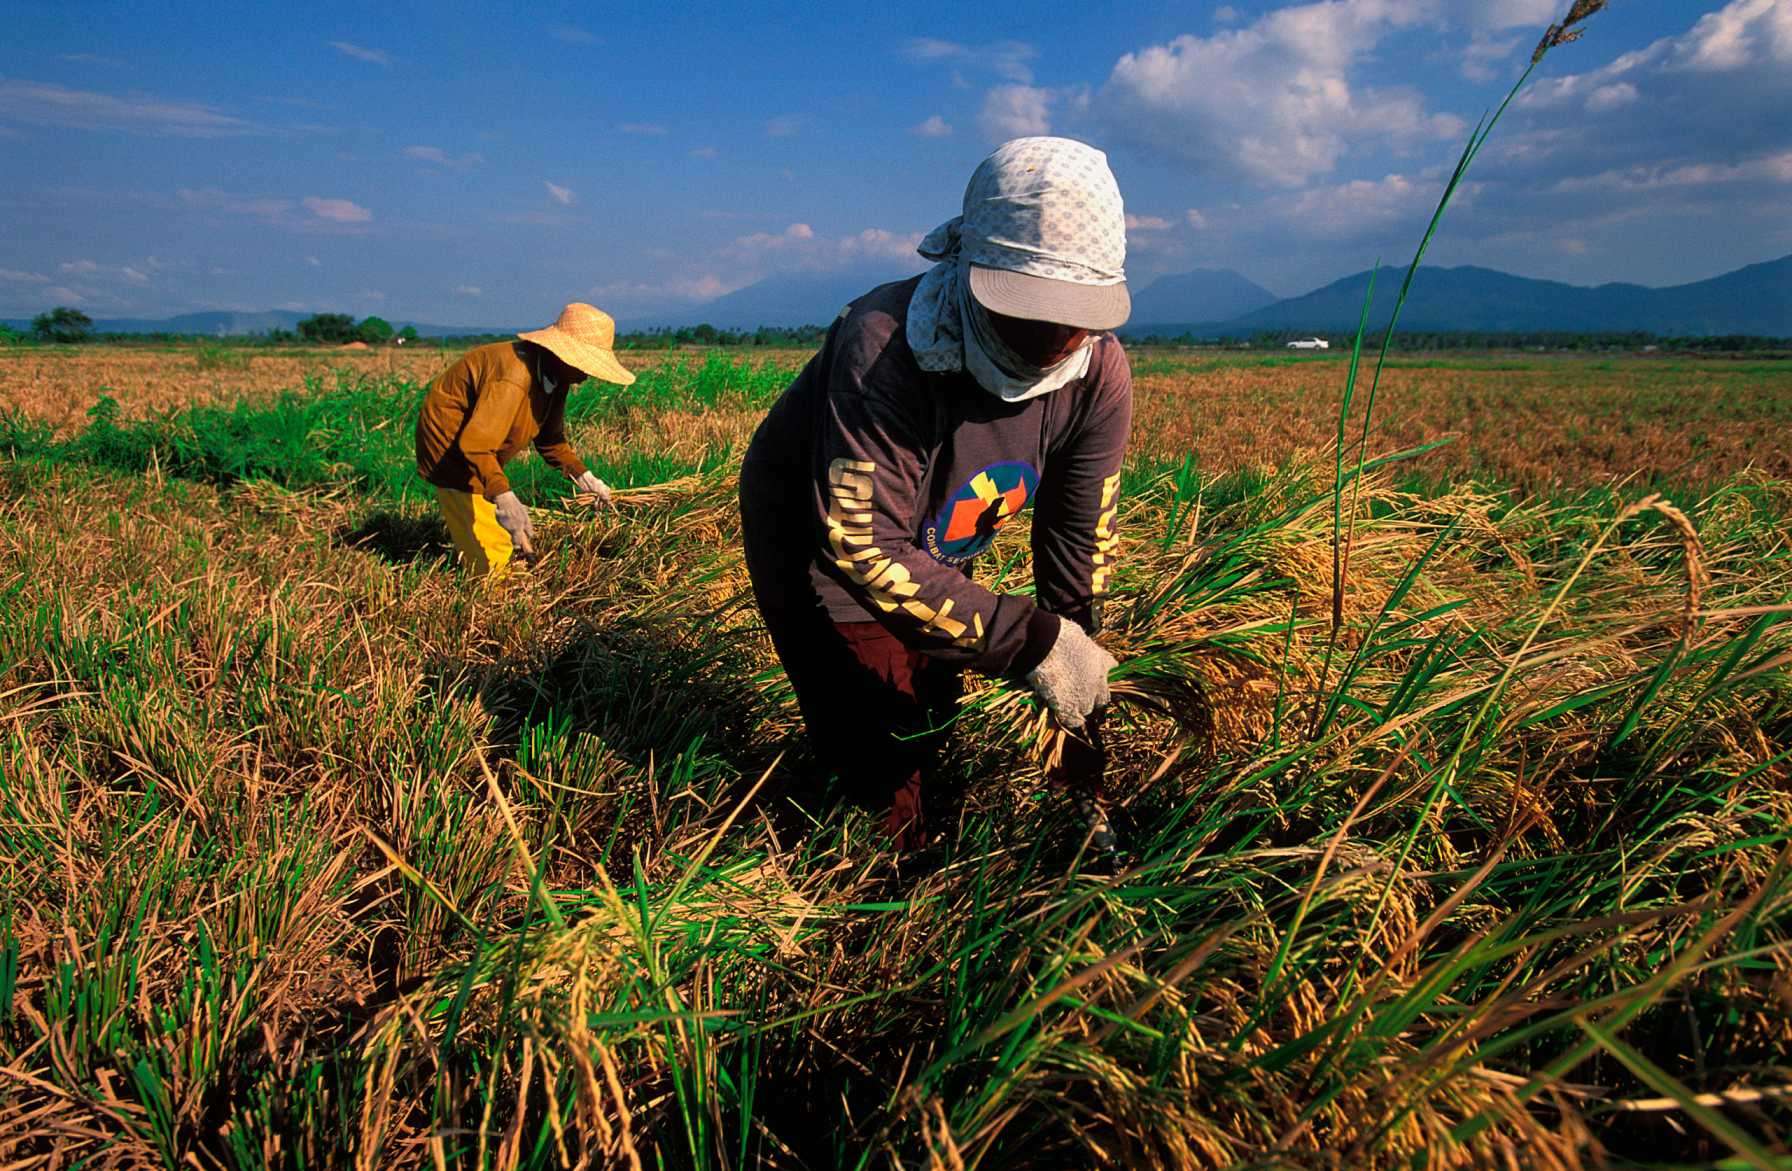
284, 314, 419, 346
6, 301, 1785, 355
29, 307, 94, 344
1125, 327, 1792, 353
425, 324, 832, 349
619, 323, 831, 349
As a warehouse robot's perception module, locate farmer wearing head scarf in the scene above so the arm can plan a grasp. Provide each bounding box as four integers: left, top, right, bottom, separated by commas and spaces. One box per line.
740, 136, 1133, 848
414, 303, 635, 577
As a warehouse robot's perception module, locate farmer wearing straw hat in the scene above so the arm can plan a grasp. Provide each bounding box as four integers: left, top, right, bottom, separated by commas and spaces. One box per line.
740, 137, 1132, 849
415, 303, 635, 577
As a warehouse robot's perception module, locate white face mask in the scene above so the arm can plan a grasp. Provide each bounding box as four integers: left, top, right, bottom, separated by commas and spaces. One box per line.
908, 261, 1094, 402
958, 276, 1093, 402
905, 137, 1124, 400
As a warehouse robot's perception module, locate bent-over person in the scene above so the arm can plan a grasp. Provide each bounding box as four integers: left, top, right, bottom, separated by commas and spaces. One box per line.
415, 303, 634, 576
740, 137, 1133, 848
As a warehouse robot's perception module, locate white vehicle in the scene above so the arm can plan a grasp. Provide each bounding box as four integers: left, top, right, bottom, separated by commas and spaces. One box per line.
1286, 336, 1330, 350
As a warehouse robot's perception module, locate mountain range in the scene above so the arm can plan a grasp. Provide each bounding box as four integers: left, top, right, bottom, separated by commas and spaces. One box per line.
1127, 268, 1280, 325
1174, 254, 1792, 338
9, 254, 1787, 339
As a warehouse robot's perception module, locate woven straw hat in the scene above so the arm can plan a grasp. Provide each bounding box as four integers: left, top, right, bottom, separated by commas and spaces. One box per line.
517, 303, 636, 386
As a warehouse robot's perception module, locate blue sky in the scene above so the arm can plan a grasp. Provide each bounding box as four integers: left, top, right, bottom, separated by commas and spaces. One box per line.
2, 0, 1788, 326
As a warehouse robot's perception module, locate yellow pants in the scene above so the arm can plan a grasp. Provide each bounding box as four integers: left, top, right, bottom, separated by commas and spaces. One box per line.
435, 487, 515, 578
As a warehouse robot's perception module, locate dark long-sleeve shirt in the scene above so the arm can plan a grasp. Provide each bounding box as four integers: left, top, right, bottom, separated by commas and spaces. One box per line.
741, 276, 1132, 677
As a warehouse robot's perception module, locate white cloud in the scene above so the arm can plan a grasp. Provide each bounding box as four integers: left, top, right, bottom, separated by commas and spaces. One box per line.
178, 187, 293, 221
584, 222, 922, 316
1288, 172, 1445, 237
689, 145, 719, 159
30, 259, 158, 291
303, 196, 372, 223
1554, 151, 1792, 193
1521, 0, 1792, 117
1093, 4, 1466, 187
404, 144, 484, 169
901, 38, 1038, 83
588, 274, 736, 309
544, 181, 575, 206
456, 285, 482, 296
980, 85, 1052, 139
1126, 213, 1173, 230
0, 80, 255, 136
1461, 34, 1524, 82
618, 122, 668, 135
1497, 0, 1792, 197
726, 222, 922, 273
1680, 0, 1792, 71
549, 24, 600, 45
903, 36, 964, 62
912, 114, 953, 138
329, 41, 390, 66
1136, 1, 1792, 291
1460, 0, 1559, 27
305, 256, 322, 267
1584, 82, 1639, 113
765, 115, 803, 137
44, 286, 84, 304
1452, 0, 1558, 78
1214, 6, 1240, 22
959, 3, 1786, 295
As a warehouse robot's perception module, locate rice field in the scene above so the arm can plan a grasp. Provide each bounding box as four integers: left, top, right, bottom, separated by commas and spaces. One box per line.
8, 342, 1790, 487
1, 345, 1788, 1168
0, 344, 688, 437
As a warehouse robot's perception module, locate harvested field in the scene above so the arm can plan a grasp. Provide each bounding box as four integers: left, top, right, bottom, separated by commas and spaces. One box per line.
8, 345, 1788, 493
0, 343, 695, 436
1131, 352, 1792, 490
1, 349, 1788, 1168
7, 2, 1787, 1164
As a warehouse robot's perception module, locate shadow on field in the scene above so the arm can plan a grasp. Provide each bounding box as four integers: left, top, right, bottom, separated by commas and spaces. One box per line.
336, 510, 455, 567
430, 609, 837, 849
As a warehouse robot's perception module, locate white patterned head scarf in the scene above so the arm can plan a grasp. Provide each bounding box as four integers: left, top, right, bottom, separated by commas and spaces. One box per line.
907, 136, 1128, 402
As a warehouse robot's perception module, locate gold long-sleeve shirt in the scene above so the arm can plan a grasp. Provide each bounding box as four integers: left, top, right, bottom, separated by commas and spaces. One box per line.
414, 341, 588, 499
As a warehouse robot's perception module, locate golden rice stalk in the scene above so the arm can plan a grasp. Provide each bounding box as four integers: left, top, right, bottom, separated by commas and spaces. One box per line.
1533, 0, 1608, 63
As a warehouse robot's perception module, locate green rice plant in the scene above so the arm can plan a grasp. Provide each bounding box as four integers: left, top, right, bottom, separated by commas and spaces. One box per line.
2, 371, 1789, 1167
8, 356, 797, 507
193, 341, 252, 371
5, 7, 1792, 1166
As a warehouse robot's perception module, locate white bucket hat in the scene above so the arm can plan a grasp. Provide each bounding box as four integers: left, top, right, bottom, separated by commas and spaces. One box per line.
926, 136, 1130, 330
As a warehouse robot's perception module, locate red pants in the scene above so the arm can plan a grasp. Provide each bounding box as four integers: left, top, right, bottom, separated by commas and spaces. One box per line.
742, 463, 962, 847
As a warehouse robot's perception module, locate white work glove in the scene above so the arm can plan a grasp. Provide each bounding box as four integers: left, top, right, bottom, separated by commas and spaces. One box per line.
1025, 619, 1116, 731
571, 470, 613, 509
491, 490, 534, 555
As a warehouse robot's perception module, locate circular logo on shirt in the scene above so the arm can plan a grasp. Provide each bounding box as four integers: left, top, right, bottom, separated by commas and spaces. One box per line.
923, 461, 1040, 564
